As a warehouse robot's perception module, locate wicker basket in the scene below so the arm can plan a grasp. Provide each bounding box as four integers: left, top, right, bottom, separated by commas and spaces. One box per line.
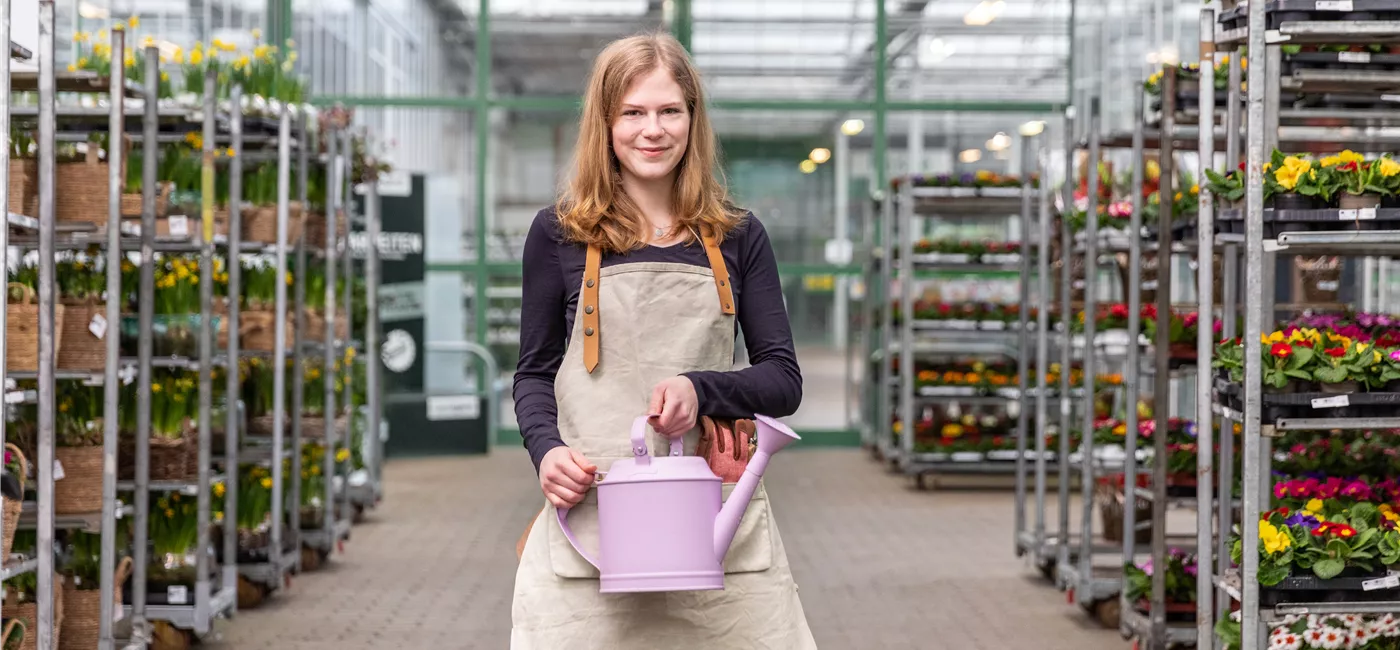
302, 307, 349, 342
3, 443, 26, 561
10, 147, 127, 226
119, 181, 172, 218
1097, 480, 1151, 544
242, 203, 306, 245
303, 210, 346, 247
7, 283, 63, 372
239, 309, 293, 352
5, 573, 64, 650
59, 557, 131, 650
2, 619, 25, 650
54, 446, 103, 515
300, 414, 349, 439
118, 429, 197, 482
56, 301, 106, 371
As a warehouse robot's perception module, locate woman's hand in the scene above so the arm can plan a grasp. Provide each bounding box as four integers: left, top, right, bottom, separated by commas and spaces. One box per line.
539, 446, 597, 508
649, 376, 698, 438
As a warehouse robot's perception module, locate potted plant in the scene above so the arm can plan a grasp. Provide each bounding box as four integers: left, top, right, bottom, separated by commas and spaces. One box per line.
54, 384, 104, 516
1265, 150, 1325, 211
1260, 333, 1315, 394
1313, 340, 1370, 394
58, 529, 132, 650
1204, 163, 1246, 212
1328, 150, 1386, 212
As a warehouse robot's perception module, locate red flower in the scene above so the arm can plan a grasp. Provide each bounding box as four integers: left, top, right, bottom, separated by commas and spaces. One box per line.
1331, 524, 1358, 538
1271, 342, 1293, 358
1325, 347, 1346, 358
1339, 161, 1360, 173
1313, 523, 1331, 536
1110, 304, 1129, 319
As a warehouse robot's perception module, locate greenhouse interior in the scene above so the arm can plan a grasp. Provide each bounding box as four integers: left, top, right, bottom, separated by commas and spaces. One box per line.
5, 0, 1400, 648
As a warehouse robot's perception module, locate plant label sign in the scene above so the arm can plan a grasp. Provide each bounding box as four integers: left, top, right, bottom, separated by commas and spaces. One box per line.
1363, 575, 1400, 591
1338, 208, 1376, 221
1339, 51, 1372, 64
89, 313, 107, 340
168, 215, 189, 238
1311, 395, 1349, 409
53, 460, 65, 482
168, 585, 188, 604
1315, 0, 1353, 9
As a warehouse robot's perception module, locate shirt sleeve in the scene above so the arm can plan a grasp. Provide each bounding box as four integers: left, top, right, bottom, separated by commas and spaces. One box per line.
512, 210, 569, 473
683, 214, 803, 420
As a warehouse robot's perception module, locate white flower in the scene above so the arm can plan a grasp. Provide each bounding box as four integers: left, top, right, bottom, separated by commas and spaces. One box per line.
1268, 632, 1302, 650
1307, 629, 1328, 647
1317, 626, 1347, 650
1230, 610, 1242, 623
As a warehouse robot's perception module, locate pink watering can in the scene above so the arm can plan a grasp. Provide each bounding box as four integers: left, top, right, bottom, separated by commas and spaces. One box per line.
556, 413, 800, 593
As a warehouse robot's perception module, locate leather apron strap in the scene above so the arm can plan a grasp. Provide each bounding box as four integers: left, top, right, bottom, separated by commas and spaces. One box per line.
582, 235, 734, 374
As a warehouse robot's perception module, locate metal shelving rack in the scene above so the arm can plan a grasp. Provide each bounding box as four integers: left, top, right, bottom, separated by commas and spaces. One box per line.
1199, 4, 1400, 649
0, 9, 383, 648
866, 135, 1046, 490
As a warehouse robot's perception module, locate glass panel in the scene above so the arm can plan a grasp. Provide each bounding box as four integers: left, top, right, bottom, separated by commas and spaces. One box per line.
484, 3, 665, 98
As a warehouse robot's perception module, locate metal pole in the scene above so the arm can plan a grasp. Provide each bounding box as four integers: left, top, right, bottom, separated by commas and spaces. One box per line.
1121, 85, 1146, 624
1217, 243, 1238, 624
1227, 53, 1242, 168
0, 0, 10, 628
1148, 66, 1176, 648
897, 180, 914, 466
225, 84, 244, 596
98, 26, 125, 650
271, 103, 292, 578
1241, 0, 1267, 637
131, 43, 159, 648
341, 129, 357, 499
878, 192, 894, 460
323, 123, 340, 538
1194, 12, 1217, 644
1056, 111, 1074, 570
833, 128, 849, 355
1013, 133, 1032, 550
194, 67, 217, 633
36, 4, 57, 646
1033, 136, 1052, 549
290, 106, 309, 568
1076, 98, 1100, 605
366, 177, 382, 497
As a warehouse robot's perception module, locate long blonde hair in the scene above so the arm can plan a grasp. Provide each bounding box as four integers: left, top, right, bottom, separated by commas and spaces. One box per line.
555, 32, 743, 254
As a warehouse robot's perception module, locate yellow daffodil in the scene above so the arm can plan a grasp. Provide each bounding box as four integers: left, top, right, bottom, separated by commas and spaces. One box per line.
128, 15, 139, 28
189, 49, 203, 65
260, 477, 273, 489
251, 28, 263, 40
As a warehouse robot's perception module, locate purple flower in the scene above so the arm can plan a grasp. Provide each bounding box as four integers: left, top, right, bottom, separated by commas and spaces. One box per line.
1136, 559, 1153, 576
1359, 313, 1377, 328
1185, 422, 1198, 439
1284, 512, 1320, 530
1183, 562, 1198, 577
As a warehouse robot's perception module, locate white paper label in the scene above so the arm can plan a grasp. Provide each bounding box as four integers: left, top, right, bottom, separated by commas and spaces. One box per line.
53, 460, 65, 482
1316, 0, 1353, 9
1311, 395, 1350, 409
1363, 575, 1400, 591
1339, 51, 1372, 63
114, 603, 124, 622
1339, 209, 1358, 220
1361, 208, 1378, 220
1340, 208, 1378, 221
4, 391, 24, 404
168, 215, 189, 238
167, 585, 188, 604
88, 313, 107, 339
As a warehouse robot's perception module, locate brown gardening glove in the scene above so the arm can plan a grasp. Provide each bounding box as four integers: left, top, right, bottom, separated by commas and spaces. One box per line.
696, 416, 755, 483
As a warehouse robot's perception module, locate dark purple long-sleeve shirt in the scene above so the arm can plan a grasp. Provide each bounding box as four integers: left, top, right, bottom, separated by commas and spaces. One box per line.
512, 207, 803, 472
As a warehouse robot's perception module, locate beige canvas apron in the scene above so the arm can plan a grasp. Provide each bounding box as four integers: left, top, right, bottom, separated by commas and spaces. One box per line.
511, 235, 817, 649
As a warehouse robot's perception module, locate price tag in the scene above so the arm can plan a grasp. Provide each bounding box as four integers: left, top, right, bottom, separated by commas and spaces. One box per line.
1339, 209, 1358, 220
4, 391, 24, 404
1339, 51, 1372, 64
88, 313, 107, 339
1316, 0, 1353, 9
53, 460, 65, 482
168, 215, 189, 238
167, 585, 188, 604
1340, 208, 1378, 220
1363, 575, 1400, 591
1311, 395, 1350, 409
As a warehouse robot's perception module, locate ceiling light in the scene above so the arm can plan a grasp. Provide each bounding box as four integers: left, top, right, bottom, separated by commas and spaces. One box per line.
800, 159, 818, 174
986, 132, 1011, 152
959, 149, 983, 164
841, 119, 865, 136
1019, 120, 1046, 137
964, 0, 1005, 26
78, 1, 109, 19
925, 38, 956, 64
810, 148, 832, 164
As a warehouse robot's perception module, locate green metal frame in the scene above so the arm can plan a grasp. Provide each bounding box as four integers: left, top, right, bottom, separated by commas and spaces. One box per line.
321, 1, 1065, 440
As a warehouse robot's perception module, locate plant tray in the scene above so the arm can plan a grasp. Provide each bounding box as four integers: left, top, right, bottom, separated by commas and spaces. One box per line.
1219, 383, 1400, 422
1218, 0, 1400, 30
1287, 51, 1400, 72
1260, 569, 1400, 607
1215, 207, 1400, 237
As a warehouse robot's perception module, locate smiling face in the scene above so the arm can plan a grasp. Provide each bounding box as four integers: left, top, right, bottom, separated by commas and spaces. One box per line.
611, 66, 690, 188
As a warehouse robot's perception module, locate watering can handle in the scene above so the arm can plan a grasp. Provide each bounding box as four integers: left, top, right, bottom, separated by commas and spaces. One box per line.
555, 506, 601, 570
632, 414, 683, 465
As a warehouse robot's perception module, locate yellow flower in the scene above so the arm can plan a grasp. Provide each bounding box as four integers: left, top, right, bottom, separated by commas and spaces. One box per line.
234, 55, 250, 70
189, 49, 203, 65
1380, 157, 1400, 178
67, 64, 77, 72
1320, 155, 1341, 168
1190, 184, 1199, 195
1338, 150, 1365, 165
213, 482, 226, 498
165, 508, 174, 518
335, 448, 350, 463
1261, 331, 1285, 345
1305, 498, 1324, 513
128, 15, 139, 29
1274, 156, 1310, 190
260, 477, 272, 489
160, 71, 169, 82
254, 44, 272, 61
251, 28, 263, 40
1259, 520, 1291, 555
143, 36, 156, 48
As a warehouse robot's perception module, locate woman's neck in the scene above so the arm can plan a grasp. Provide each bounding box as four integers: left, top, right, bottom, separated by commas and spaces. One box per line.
621, 172, 676, 230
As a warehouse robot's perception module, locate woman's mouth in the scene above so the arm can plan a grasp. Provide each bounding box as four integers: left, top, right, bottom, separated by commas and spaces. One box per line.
638, 146, 668, 158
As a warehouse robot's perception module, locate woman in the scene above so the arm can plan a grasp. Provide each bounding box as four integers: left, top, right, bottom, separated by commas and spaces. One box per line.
510, 32, 817, 649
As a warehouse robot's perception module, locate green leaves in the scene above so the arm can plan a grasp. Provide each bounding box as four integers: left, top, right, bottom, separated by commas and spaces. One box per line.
1313, 556, 1346, 580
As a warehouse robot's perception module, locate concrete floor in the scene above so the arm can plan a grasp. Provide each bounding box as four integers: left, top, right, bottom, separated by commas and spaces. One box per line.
208, 448, 1133, 650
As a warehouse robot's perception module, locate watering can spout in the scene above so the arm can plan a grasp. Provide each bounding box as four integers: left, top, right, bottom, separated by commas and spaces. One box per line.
714, 414, 800, 562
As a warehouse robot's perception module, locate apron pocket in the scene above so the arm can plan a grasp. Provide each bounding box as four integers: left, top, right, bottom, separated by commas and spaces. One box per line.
544, 482, 775, 579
